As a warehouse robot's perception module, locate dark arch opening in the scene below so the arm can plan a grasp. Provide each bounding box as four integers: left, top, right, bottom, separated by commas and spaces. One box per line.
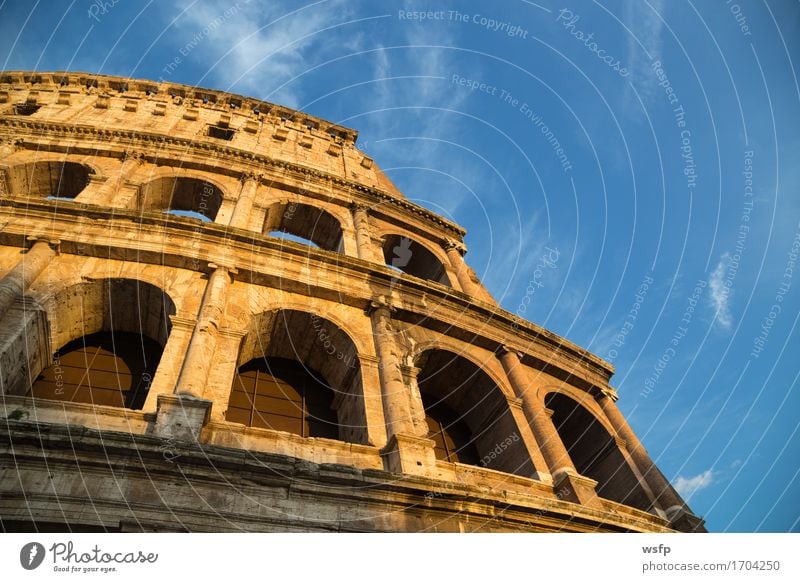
422, 392, 479, 465
382, 235, 451, 286
28, 279, 175, 410
6, 161, 92, 199
31, 331, 162, 409
545, 392, 654, 512
228, 309, 365, 444
417, 349, 535, 476
263, 202, 343, 252
139, 177, 223, 221
228, 357, 338, 438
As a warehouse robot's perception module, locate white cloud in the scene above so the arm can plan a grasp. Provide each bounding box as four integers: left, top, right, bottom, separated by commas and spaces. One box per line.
167, 0, 356, 107
355, 26, 480, 214
708, 253, 733, 328
623, 0, 667, 110
673, 468, 715, 500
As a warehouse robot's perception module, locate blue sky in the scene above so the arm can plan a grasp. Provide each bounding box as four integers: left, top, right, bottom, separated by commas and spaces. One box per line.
1, 0, 798, 532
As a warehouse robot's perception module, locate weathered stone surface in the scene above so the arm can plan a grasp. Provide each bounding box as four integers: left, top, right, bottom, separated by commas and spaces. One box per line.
0, 72, 704, 533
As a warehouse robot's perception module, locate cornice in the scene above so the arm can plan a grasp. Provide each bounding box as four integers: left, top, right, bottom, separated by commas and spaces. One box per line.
0, 117, 466, 237
0, 70, 358, 142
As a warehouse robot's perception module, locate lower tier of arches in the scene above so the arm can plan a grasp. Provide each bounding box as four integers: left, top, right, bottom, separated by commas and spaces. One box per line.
0, 266, 703, 530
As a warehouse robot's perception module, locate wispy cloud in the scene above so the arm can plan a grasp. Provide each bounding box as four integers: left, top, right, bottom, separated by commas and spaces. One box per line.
355, 27, 480, 213
708, 254, 733, 329
674, 468, 715, 500
166, 0, 356, 107
623, 0, 666, 108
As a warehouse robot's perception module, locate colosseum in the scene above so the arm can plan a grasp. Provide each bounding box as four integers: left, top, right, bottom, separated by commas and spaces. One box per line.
0, 71, 704, 533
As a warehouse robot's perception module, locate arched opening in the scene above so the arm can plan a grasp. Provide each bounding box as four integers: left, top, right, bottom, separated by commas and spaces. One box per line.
5, 161, 92, 199
228, 357, 338, 438
416, 349, 534, 476
23, 279, 176, 410
263, 202, 344, 252
138, 177, 223, 221
228, 309, 366, 444
423, 392, 479, 465
382, 235, 451, 286
31, 331, 161, 409
545, 392, 654, 512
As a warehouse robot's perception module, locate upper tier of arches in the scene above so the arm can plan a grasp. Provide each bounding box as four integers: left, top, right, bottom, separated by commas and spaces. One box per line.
0, 156, 464, 291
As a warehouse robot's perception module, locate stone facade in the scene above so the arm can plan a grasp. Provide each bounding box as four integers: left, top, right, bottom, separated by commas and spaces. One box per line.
0, 71, 704, 532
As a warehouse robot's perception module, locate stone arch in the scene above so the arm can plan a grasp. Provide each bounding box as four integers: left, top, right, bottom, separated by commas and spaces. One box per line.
413, 347, 536, 477
262, 200, 344, 252
233, 296, 374, 356
408, 338, 517, 402
3, 160, 94, 199
137, 174, 225, 221
381, 233, 451, 286
535, 383, 617, 435
18, 278, 176, 410
41, 277, 176, 351
228, 308, 367, 444
544, 391, 654, 512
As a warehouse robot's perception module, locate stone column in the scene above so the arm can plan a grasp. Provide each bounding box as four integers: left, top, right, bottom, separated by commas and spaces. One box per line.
79, 150, 144, 206
262, 199, 288, 234
496, 346, 600, 506
368, 298, 436, 474
205, 327, 247, 423
443, 239, 480, 297
595, 390, 705, 530
357, 355, 389, 448
156, 264, 235, 441
228, 172, 260, 230
0, 237, 57, 321
174, 264, 236, 399
141, 316, 196, 414
351, 204, 378, 261
400, 364, 431, 438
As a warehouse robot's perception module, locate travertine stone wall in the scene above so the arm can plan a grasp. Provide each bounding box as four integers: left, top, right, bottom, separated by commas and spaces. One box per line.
0, 72, 704, 533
